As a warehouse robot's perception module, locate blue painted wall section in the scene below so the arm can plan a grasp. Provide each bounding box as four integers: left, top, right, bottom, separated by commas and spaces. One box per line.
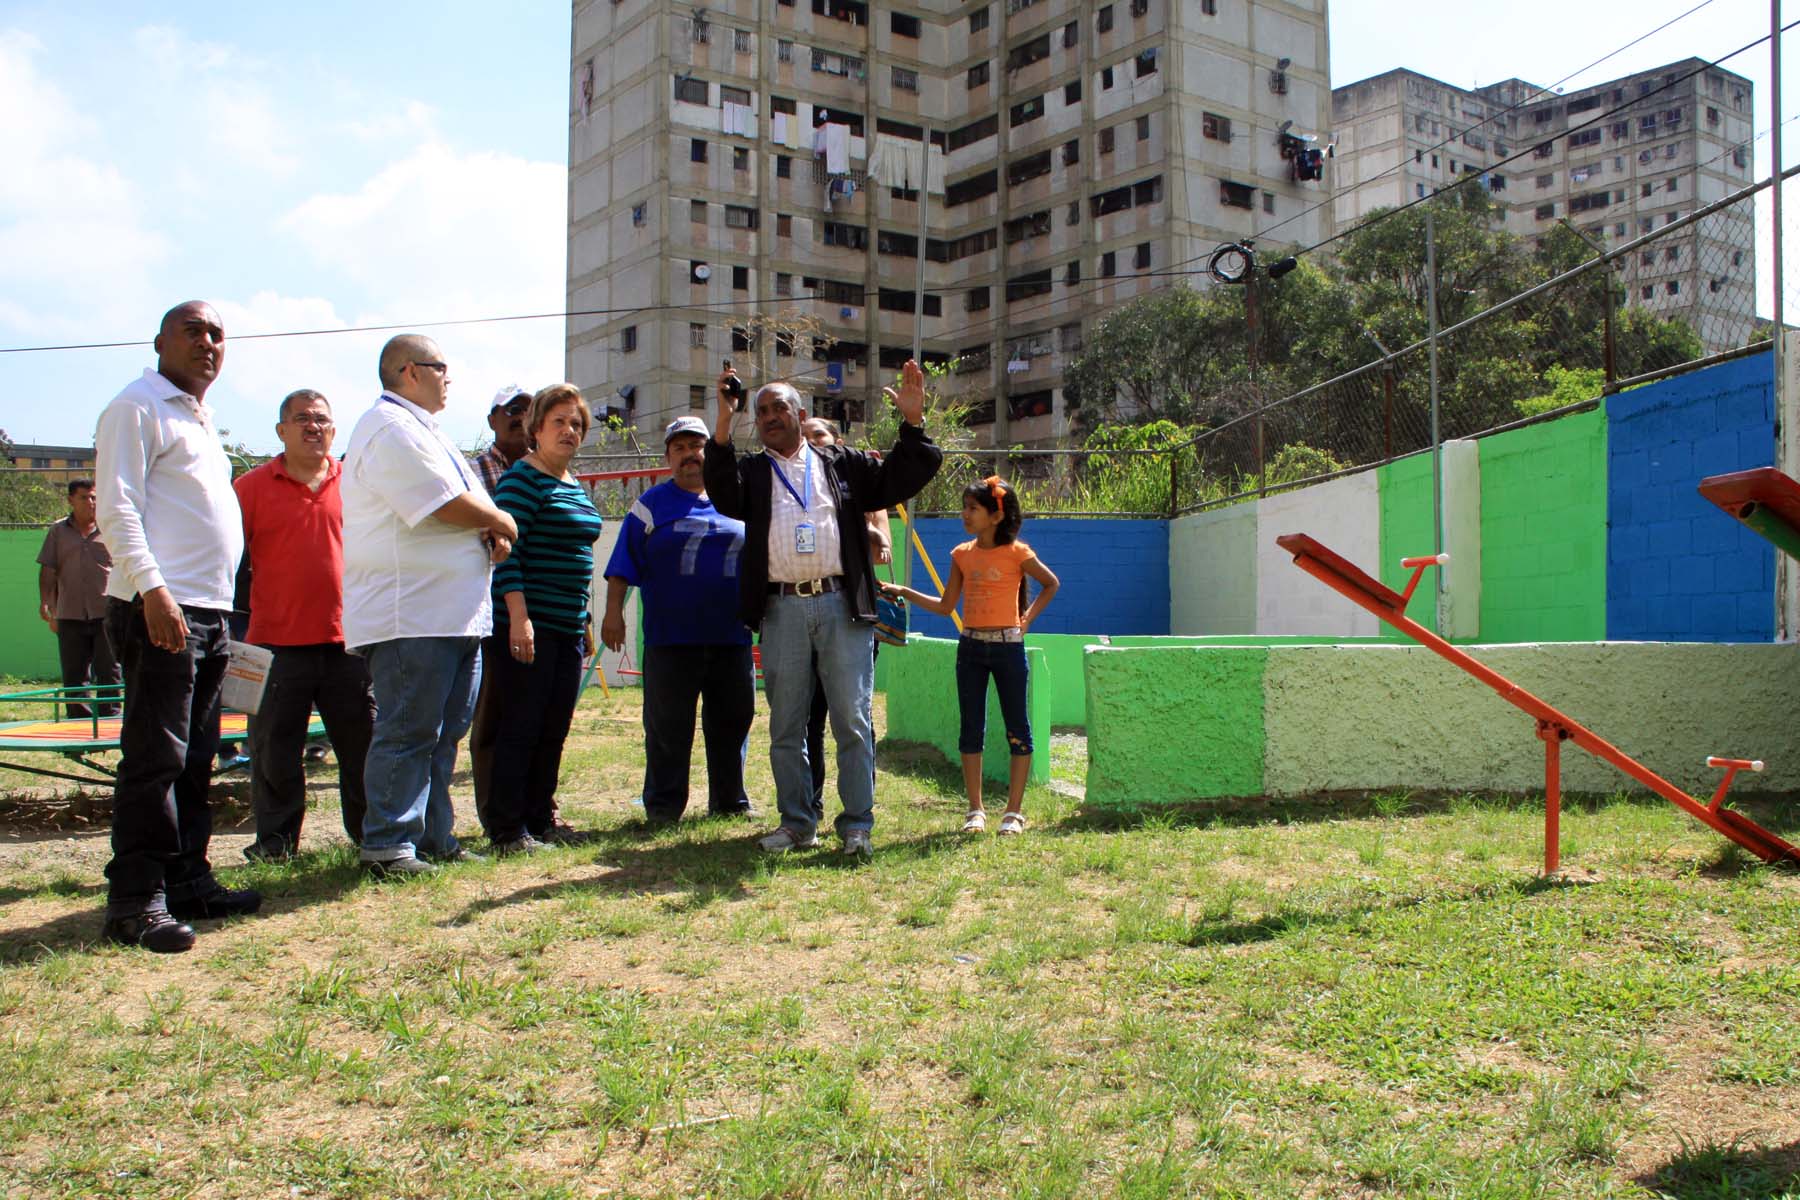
1606, 352, 1775, 642
902, 518, 1171, 637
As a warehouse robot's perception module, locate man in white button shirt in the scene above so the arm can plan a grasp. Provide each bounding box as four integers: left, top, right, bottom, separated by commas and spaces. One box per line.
341, 334, 517, 877
94, 301, 262, 954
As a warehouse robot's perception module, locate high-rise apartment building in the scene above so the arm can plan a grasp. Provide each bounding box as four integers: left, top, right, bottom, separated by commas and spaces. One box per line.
1332, 59, 1757, 352
567, 0, 1333, 449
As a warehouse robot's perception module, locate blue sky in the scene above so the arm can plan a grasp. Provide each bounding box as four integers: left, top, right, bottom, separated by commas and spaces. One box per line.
0, 0, 1791, 453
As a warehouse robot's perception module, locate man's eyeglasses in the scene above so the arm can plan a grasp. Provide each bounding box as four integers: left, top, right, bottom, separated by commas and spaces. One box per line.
503, 399, 530, 416
285, 415, 334, 428
411, 360, 448, 374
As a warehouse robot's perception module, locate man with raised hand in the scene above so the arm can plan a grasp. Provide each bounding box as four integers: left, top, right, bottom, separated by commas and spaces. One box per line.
601, 415, 756, 825
94, 300, 259, 953
341, 335, 516, 878
703, 362, 941, 859
234, 389, 376, 860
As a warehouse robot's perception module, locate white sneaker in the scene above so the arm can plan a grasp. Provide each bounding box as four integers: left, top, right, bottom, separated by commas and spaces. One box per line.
757, 826, 820, 852
843, 829, 873, 859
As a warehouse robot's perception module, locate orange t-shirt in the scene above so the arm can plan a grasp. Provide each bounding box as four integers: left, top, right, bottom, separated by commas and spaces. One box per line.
951, 539, 1035, 628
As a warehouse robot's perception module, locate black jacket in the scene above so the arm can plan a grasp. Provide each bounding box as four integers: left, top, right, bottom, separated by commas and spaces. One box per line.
704, 420, 943, 630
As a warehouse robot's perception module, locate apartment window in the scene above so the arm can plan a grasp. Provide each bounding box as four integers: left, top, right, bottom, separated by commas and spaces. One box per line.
1666, 280, 1680, 296
1097, 4, 1113, 32
1099, 127, 1115, 154
1007, 150, 1053, 185
719, 84, 751, 107
947, 114, 999, 151
968, 61, 990, 88
1416, 183, 1426, 198
1536, 174, 1554, 189
724, 205, 757, 229
1007, 269, 1052, 301
890, 11, 921, 36
1004, 211, 1052, 243
1130, 0, 1147, 14
727, 326, 749, 352
1569, 128, 1601, 148
1064, 80, 1082, 105
776, 272, 793, 296
621, 326, 637, 352
1063, 21, 1078, 48
1007, 34, 1051, 72
1200, 0, 1216, 12
1067, 201, 1081, 226
1062, 139, 1080, 165
1615, 222, 1627, 237
734, 146, 749, 171
1218, 179, 1254, 209
675, 76, 709, 104
1202, 112, 1231, 142
893, 66, 918, 92
1640, 251, 1655, 267
1010, 95, 1046, 126
777, 154, 791, 178
1666, 178, 1679, 194
1065, 260, 1081, 285
1101, 65, 1114, 89
1132, 176, 1162, 205
1430, 154, 1439, 169
1136, 115, 1150, 141
690, 138, 708, 163
730, 265, 749, 290
945, 169, 998, 205
1100, 251, 1116, 277
1535, 203, 1555, 219
689, 199, 708, 224
1059, 322, 1083, 352
1666, 246, 1681, 263
1262, 191, 1275, 213
778, 39, 793, 62
777, 213, 793, 236
690, 385, 707, 408
1639, 115, 1657, 134
1733, 147, 1749, 168
1664, 144, 1678, 160
967, 286, 991, 311
1707, 105, 1720, 126
1640, 285, 1653, 300
1641, 181, 1653, 198
734, 29, 752, 52
969, 5, 989, 32
1532, 143, 1553, 159
1134, 242, 1150, 270
631, 204, 646, 226
1134, 48, 1157, 77
689, 322, 708, 347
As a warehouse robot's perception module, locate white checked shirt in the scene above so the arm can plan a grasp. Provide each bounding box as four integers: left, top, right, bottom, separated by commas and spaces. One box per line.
765, 443, 842, 584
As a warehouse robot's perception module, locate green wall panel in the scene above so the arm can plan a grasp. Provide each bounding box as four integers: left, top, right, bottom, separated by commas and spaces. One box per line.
1477, 409, 1608, 642
1378, 453, 1442, 636
0, 529, 60, 680
883, 635, 1051, 785
1084, 646, 1266, 808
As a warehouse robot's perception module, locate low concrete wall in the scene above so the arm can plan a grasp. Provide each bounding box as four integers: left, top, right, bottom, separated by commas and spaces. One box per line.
1082, 640, 1800, 810
883, 635, 1052, 784
0, 529, 60, 680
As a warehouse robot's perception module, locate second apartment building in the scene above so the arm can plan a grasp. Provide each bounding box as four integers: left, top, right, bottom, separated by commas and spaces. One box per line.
568, 0, 1334, 449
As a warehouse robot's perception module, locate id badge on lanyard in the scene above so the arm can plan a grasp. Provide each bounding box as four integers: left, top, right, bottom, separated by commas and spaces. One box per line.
773, 449, 819, 555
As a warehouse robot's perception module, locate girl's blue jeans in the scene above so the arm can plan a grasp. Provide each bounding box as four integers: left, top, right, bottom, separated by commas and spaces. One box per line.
955, 636, 1032, 756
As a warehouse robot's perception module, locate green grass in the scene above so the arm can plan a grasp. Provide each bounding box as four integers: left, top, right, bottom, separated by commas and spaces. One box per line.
0, 689, 1798, 1197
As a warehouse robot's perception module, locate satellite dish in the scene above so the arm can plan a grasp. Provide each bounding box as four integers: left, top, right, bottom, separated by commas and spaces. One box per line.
694, 264, 712, 281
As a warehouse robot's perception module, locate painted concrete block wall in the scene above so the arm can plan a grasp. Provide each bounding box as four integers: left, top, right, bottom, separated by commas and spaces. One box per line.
1476, 409, 1607, 642
1169, 504, 1257, 634
0, 530, 60, 679
1254, 472, 1381, 636
883, 635, 1052, 784
1260, 642, 1800, 797
1375, 441, 1481, 639
1377, 453, 1443, 636
903, 518, 1170, 638
1606, 352, 1775, 642
1084, 646, 1267, 807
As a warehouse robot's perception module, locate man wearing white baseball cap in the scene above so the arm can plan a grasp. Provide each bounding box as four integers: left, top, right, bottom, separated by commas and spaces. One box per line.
471, 385, 531, 495
600, 415, 757, 824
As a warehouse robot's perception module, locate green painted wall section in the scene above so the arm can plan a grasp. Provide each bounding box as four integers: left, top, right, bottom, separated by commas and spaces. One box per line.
1377, 452, 1443, 636
1477, 409, 1608, 641
1260, 641, 1800, 797
1084, 646, 1267, 808
0, 530, 59, 680
883, 635, 1052, 784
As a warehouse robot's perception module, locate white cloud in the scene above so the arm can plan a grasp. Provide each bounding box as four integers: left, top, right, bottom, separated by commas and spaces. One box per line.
131, 24, 298, 177
345, 100, 439, 143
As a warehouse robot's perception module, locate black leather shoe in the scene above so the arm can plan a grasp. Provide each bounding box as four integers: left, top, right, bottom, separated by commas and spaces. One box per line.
169, 887, 263, 921
102, 911, 197, 954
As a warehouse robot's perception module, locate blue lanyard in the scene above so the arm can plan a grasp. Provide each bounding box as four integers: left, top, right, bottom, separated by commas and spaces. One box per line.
383, 395, 476, 490
769, 447, 813, 512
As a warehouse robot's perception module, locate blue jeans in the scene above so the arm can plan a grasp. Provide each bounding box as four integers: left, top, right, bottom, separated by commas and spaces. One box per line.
956, 637, 1032, 756
759, 593, 875, 838
360, 636, 479, 861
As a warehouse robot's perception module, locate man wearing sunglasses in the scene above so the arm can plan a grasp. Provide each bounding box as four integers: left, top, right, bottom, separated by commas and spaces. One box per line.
472, 385, 531, 494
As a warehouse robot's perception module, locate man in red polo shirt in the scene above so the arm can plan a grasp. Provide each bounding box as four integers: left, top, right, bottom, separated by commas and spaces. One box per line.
234, 388, 377, 860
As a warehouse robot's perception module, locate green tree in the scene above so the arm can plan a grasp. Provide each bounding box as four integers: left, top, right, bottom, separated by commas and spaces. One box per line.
0, 432, 66, 525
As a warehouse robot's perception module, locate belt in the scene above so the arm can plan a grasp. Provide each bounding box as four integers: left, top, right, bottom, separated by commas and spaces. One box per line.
769, 576, 844, 597
962, 626, 1023, 643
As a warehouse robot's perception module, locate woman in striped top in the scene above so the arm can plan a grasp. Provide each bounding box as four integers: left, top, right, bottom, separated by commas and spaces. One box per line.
487, 383, 603, 854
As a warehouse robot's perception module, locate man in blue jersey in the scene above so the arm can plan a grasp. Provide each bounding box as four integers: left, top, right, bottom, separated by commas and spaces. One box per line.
600, 416, 756, 823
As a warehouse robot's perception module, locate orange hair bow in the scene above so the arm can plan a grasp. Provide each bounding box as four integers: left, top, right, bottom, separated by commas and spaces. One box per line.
982, 475, 1006, 505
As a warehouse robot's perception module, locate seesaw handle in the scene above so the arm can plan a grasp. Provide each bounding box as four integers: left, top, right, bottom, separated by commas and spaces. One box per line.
1706, 757, 1764, 772
1401, 553, 1451, 569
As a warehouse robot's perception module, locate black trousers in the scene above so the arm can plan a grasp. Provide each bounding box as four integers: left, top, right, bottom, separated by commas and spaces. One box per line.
641, 642, 754, 821
487, 629, 585, 842
57, 617, 120, 718
103, 597, 229, 914
246, 643, 375, 856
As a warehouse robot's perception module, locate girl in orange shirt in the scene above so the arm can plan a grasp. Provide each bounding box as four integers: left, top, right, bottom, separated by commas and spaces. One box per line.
881, 477, 1059, 835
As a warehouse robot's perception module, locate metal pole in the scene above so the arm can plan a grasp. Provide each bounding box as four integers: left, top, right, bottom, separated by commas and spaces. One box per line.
1425, 211, 1445, 617
1772, 0, 1790, 639
912, 132, 928, 364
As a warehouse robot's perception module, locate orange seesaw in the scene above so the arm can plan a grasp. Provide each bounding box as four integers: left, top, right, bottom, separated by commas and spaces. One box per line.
1277, 533, 1798, 874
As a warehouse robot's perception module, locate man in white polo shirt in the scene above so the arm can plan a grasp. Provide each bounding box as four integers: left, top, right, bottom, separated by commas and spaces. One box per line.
341, 334, 517, 877
94, 300, 261, 954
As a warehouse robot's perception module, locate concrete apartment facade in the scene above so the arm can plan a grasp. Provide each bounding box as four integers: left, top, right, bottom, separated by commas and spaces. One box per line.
567, 0, 1333, 449
1332, 59, 1757, 353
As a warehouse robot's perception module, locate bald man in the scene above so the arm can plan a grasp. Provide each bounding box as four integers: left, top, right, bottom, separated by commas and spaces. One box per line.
341, 334, 517, 878
93, 301, 262, 954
